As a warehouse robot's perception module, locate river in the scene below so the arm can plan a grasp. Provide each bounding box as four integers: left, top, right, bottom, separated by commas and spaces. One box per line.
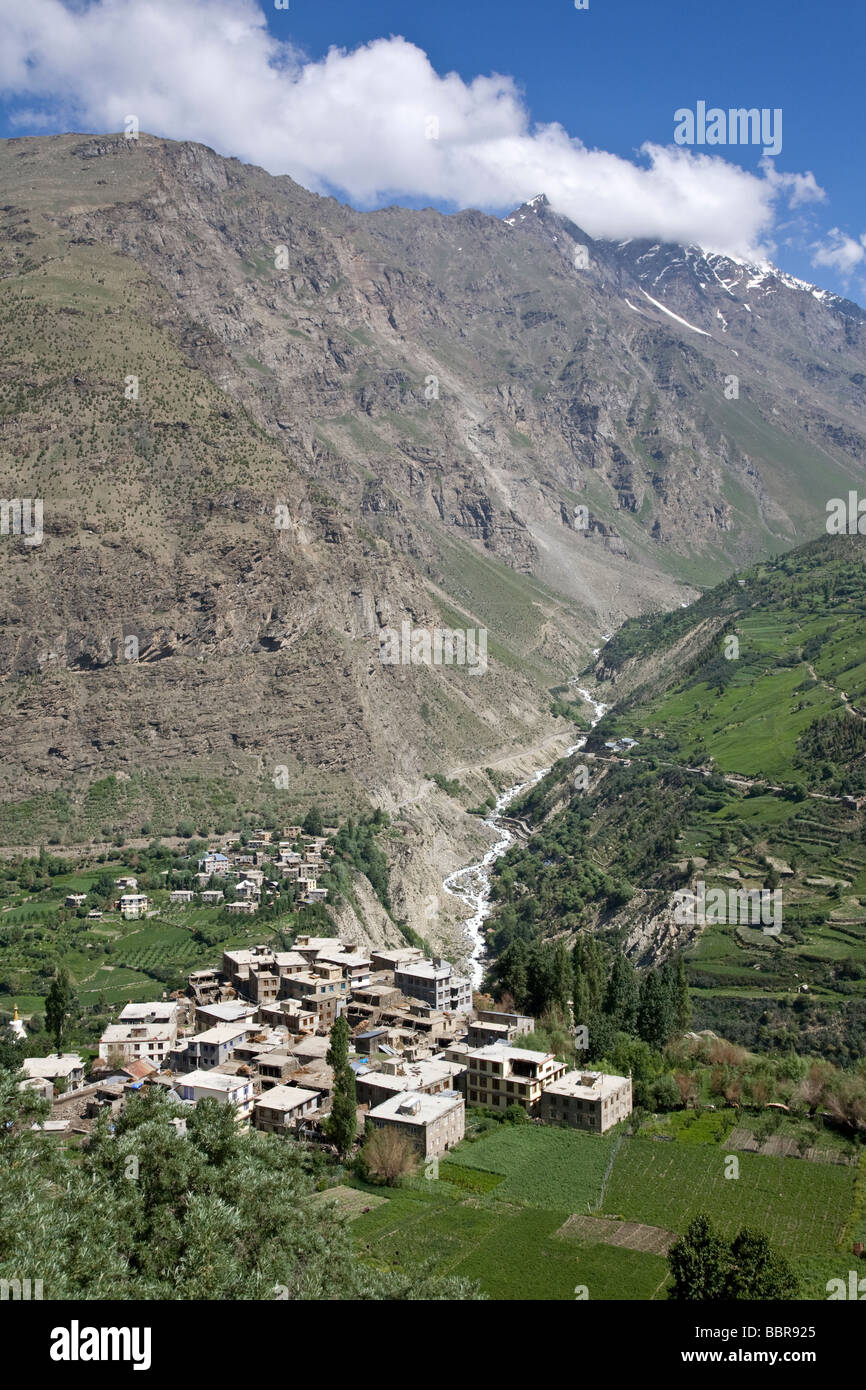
442, 685, 609, 987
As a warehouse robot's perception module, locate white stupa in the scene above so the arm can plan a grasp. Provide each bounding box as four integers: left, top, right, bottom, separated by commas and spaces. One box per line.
10, 1005, 27, 1041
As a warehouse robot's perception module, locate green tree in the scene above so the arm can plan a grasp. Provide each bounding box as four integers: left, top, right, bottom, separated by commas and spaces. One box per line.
45, 967, 73, 1051
0, 1083, 480, 1300
550, 941, 573, 1019
604, 954, 640, 1034
572, 936, 606, 1027
494, 939, 528, 1007
302, 804, 324, 837
326, 1016, 357, 1158
667, 1215, 729, 1300
673, 953, 691, 1034
724, 1229, 800, 1300
638, 968, 674, 1051
668, 1215, 799, 1301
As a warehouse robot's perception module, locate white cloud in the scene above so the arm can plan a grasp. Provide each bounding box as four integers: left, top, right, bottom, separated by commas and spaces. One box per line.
759, 158, 826, 210
0, 0, 827, 261
811, 227, 866, 275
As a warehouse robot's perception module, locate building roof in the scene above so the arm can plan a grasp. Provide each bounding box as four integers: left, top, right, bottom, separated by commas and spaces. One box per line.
122, 1060, 157, 1081
22, 1054, 83, 1080
468, 1043, 554, 1064
394, 959, 451, 981
369, 1089, 464, 1125
179, 1069, 250, 1093
543, 1070, 631, 1102
101, 1023, 173, 1044
255, 1085, 320, 1113
193, 1022, 257, 1045
118, 1001, 178, 1023
195, 1002, 258, 1023
289, 1035, 331, 1061
317, 949, 370, 968
356, 1059, 463, 1091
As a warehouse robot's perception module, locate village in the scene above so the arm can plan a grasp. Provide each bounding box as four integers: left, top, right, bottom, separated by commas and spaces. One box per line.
62, 824, 335, 923
16, 828, 634, 1160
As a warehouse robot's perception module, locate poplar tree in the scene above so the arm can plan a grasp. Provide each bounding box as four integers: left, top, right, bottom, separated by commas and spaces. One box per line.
326, 1015, 357, 1157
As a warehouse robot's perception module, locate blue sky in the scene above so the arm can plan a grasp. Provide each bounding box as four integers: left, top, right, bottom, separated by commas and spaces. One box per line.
1, 0, 863, 301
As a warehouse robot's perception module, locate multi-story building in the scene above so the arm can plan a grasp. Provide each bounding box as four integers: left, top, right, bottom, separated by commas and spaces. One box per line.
118, 894, 150, 920
194, 1001, 258, 1031
187, 1021, 258, 1071
221, 946, 305, 997
175, 1070, 254, 1124
21, 1054, 85, 1093
281, 962, 349, 1027
198, 851, 230, 876
118, 1001, 180, 1029
256, 1050, 301, 1090
540, 1071, 632, 1133
464, 1043, 567, 1115
188, 967, 222, 1005
99, 1022, 176, 1067
468, 1010, 535, 1049
259, 999, 317, 1034
393, 958, 472, 1014
370, 947, 424, 972
355, 1058, 465, 1109
316, 947, 371, 990
253, 1085, 320, 1136
368, 1090, 465, 1160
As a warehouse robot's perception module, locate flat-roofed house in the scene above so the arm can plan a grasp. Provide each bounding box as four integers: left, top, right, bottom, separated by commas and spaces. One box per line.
355, 1058, 465, 1109
394, 958, 472, 1014
292, 934, 342, 961
253, 1085, 320, 1136
281, 962, 349, 1028
22, 1053, 85, 1092
194, 1001, 258, 1031
221, 946, 306, 999
256, 1050, 301, 1090
118, 1001, 180, 1028
540, 1071, 633, 1134
190, 1021, 258, 1071
467, 1019, 513, 1049
169, 890, 195, 905
259, 999, 317, 1035
465, 1043, 566, 1116
175, 1069, 254, 1124
317, 947, 371, 989
475, 1008, 535, 1036
198, 851, 229, 876
370, 946, 424, 972
368, 1090, 465, 1159
245, 966, 280, 1005
99, 1021, 176, 1067
118, 893, 150, 920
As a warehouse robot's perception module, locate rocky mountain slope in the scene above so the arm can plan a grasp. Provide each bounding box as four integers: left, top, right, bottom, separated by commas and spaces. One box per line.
0, 132, 863, 854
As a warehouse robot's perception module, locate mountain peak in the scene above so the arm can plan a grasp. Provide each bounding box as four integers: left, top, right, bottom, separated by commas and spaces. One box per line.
503, 192, 550, 225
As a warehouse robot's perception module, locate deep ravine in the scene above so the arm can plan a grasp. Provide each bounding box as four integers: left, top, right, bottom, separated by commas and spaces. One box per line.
443, 686, 609, 987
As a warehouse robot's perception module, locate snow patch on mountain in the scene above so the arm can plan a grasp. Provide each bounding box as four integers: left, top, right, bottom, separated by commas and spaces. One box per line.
640, 289, 710, 336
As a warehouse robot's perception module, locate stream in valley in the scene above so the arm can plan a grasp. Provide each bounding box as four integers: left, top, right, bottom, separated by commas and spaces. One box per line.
443, 685, 609, 987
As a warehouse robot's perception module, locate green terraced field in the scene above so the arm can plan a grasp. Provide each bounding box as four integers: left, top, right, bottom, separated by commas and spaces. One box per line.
349, 1116, 858, 1300
602, 1137, 854, 1254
